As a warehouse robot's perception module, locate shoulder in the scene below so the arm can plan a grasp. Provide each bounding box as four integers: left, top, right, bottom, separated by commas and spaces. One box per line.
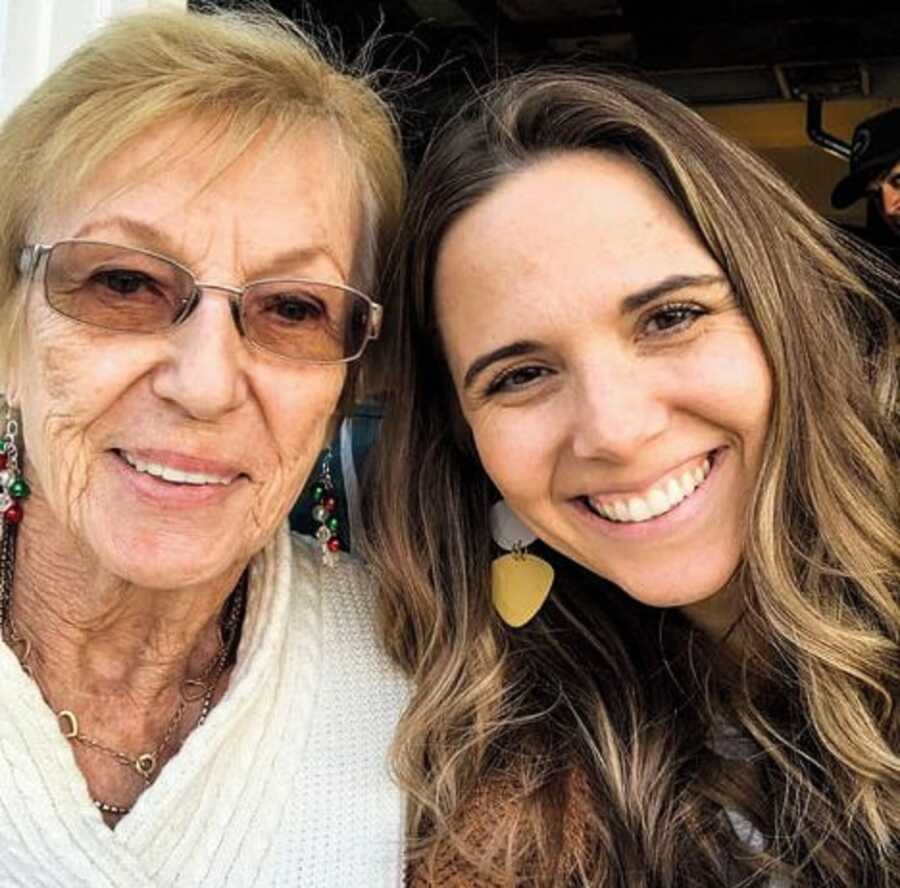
287, 531, 407, 697
407, 768, 593, 887
288, 530, 374, 605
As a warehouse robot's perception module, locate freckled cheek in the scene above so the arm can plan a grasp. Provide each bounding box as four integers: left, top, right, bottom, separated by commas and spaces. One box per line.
470, 412, 558, 506
20, 306, 149, 409
691, 339, 772, 458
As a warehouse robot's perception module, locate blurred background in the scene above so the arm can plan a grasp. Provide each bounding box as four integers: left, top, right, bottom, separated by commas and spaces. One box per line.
207, 1, 900, 230
7, 2, 899, 229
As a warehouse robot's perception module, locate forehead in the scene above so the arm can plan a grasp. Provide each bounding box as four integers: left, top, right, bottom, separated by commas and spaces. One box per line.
435, 150, 713, 323
40, 116, 361, 277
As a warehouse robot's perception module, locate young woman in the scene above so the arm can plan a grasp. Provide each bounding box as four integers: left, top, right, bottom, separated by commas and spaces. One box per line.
366, 71, 899, 887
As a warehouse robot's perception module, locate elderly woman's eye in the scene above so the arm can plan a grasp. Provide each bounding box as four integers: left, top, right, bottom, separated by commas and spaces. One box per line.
642, 303, 705, 335
266, 294, 324, 324
93, 269, 156, 296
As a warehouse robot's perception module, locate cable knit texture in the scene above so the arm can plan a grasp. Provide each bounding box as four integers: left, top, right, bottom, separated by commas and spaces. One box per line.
0, 524, 409, 887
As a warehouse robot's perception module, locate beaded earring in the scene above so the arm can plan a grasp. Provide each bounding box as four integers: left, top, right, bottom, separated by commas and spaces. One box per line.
0, 409, 29, 525
311, 449, 342, 568
489, 500, 554, 628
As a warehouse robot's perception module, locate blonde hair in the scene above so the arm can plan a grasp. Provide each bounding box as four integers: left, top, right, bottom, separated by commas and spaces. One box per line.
366, 70, 899, 886
0, 4, 405, 397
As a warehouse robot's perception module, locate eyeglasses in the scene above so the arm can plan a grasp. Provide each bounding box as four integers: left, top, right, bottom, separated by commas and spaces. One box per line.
18, 240, 382, 364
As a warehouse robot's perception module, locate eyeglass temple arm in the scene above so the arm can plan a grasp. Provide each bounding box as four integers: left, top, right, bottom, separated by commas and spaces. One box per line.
368, 303, 383, 341
18, 244, 50, 278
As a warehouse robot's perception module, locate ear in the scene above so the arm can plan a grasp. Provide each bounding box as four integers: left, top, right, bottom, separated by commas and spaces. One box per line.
2, 295, 29, 409
2, 354, 21, 410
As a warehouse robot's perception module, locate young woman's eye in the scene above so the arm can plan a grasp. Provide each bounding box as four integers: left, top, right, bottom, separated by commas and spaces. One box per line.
642, 303, 706, 336
485, 365, 549, 396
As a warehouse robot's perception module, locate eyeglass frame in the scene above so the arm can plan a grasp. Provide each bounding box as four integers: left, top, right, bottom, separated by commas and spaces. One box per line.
17, 239, 383, 365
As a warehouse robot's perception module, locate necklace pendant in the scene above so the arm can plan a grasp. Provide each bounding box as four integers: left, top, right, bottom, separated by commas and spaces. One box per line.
135, 752, 157, 779
9, 632, 31, 664
181, 678, 208, 702
57, 710, 79, 739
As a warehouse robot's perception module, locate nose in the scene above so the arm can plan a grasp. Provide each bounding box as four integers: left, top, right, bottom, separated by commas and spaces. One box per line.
569, 358, 669, 462
151, 290, 249, 420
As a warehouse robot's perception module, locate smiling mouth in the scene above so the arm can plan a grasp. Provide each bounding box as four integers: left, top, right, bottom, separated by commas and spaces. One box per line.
115, 450, 241, 487
583, 449, 720, 524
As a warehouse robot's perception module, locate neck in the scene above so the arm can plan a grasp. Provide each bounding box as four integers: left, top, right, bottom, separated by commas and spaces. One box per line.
679, 579, 747, 654
8, 491, 243, 707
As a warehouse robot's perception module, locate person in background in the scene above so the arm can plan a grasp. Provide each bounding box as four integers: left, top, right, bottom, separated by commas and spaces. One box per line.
832, 107, 900, 247
0, 6, 409, 885
367, 70, 899, 887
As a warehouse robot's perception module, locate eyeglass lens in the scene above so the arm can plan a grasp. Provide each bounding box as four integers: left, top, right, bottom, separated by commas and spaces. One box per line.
43, 241, 370, 362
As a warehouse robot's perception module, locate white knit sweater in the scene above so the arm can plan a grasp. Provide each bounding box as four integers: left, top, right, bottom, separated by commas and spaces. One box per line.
0, 525, 410, 887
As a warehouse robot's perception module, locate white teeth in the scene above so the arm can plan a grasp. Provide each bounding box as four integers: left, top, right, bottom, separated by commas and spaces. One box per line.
627, 497, 651, 522
121, 452, 231, 486
665, 477, 684, 506
591, 453, 715, 524
646, 487, 669, 517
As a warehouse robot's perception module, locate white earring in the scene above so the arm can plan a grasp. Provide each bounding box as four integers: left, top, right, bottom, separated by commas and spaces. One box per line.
489, 500, 554, 628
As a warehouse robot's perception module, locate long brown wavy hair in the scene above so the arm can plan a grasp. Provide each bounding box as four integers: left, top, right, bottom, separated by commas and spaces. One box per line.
364, 70, 899, 886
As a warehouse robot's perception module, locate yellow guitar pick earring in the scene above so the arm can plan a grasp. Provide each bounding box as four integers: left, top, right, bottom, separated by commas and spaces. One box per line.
489, 500, 554, 628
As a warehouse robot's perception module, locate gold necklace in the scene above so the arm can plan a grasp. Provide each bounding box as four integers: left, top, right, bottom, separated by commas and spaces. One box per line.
0, 522, 246, 816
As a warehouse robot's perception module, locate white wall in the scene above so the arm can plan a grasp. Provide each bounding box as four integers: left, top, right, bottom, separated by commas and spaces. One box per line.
0, 0, 186, 120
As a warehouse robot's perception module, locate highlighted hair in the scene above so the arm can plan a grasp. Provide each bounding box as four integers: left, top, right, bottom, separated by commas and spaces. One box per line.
366, 70, 899, 886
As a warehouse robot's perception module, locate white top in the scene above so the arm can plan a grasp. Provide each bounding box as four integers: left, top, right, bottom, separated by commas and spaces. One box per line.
0, 525, 410, 887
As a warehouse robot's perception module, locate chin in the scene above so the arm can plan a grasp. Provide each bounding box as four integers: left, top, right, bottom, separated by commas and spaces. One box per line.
590, 553, 742, 614
74, 482, 261, 588
86, 523, 250, 590
112, 551, 237, 590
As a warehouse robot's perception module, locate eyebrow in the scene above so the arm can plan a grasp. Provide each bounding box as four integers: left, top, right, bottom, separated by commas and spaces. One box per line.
461, 273, 726, 391
71, 215, 349, 281
620, 273, 725, 313
74, 216, 177, 253
463, 340, 540, 390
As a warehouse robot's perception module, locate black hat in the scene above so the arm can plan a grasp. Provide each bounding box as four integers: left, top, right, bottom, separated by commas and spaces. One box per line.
831, 107, 900, 209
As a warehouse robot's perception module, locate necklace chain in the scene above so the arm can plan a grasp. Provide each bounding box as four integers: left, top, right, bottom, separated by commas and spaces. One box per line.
0, 522, 246, 816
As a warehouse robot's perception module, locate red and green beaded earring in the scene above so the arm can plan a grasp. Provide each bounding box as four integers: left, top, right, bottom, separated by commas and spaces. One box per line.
311, 449, 341, 567
0, 411, 29, 525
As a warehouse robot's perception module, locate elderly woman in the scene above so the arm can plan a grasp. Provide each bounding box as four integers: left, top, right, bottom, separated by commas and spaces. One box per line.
366, 72, 899, 886
0, 6, 408, 884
